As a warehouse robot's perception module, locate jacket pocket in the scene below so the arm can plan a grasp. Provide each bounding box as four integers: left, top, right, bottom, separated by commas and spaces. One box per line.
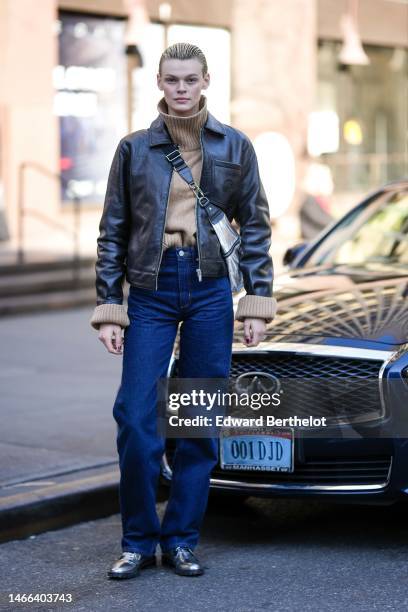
211, 159, 242, 208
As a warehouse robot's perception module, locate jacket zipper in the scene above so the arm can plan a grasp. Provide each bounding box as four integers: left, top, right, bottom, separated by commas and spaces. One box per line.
155, 167, 173, 290
196, 128, 204, 282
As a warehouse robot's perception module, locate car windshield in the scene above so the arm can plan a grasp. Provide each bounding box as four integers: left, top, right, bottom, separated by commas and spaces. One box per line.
303, 189, 408, 267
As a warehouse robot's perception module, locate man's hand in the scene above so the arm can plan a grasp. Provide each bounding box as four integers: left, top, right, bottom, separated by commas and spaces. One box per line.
98, 323, 123, 354
243, 318, 267, 347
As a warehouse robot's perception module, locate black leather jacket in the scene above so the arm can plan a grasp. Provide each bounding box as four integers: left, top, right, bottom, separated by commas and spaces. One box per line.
95, 111, 273, 305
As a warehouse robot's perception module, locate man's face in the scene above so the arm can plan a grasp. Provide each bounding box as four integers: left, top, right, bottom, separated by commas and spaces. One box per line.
157, 58, 210, 117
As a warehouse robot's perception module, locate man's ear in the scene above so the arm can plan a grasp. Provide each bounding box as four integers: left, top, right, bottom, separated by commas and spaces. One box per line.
157, 73, 163, 90
202, 73, 210, 90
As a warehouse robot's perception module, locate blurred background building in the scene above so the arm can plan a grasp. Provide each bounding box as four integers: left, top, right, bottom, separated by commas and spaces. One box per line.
0, 0, 406, 271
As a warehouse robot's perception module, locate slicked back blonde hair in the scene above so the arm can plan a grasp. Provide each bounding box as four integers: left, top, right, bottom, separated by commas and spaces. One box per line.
159, 42, 208, 76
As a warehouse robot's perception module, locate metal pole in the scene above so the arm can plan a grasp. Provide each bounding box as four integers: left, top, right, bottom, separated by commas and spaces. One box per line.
73, 195, 80, 286
17, 163, 24, 264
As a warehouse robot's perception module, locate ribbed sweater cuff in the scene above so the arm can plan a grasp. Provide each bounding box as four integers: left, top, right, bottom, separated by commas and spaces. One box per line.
90, 304, 130, 330
235, 295, 277, 323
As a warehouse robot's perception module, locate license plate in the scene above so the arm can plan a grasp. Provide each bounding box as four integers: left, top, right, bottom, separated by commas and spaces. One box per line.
220, 427, 294, 472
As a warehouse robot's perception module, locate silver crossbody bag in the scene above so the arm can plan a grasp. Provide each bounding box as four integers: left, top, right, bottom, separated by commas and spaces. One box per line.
163, 144, 244, 293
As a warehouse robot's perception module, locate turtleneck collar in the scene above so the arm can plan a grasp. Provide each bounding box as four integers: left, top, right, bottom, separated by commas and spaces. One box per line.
157, 95, 208, 151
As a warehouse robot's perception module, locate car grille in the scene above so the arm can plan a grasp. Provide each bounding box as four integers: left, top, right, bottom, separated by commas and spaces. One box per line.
210, 456, 392, 487
230, 352, 382, 378
228, 353, 385, 424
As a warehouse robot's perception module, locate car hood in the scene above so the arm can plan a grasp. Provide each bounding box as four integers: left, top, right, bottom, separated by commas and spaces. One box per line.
235, 263, 408, 349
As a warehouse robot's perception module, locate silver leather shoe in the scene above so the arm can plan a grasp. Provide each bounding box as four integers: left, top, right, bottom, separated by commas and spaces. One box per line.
107, 552, 156, 579
161, 546, 204, 576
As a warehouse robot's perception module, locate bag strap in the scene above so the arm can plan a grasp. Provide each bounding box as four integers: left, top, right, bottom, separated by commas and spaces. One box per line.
162, 143, 223, 225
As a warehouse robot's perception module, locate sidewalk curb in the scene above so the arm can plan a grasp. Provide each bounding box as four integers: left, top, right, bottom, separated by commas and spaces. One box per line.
0, 469, 120, 544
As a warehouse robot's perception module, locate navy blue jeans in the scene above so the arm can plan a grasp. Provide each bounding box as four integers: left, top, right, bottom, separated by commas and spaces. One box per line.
112, 246, 234, 555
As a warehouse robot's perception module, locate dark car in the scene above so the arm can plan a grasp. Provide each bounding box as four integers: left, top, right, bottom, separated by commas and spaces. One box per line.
162, 180, 408, 504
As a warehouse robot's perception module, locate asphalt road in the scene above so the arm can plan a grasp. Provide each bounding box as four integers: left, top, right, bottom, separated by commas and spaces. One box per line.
2, 496, 408, 612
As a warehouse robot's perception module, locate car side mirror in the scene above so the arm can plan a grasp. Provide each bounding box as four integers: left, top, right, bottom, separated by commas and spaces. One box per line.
283, 242, 308, 267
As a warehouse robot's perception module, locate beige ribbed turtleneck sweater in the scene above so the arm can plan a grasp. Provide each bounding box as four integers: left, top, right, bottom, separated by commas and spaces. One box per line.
89, 95, 278, 330
158, 94, 208, 249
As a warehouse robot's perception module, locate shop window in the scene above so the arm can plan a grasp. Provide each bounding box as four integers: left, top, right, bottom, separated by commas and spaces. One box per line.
314, 40, 408, 192
55, 12, 127, 205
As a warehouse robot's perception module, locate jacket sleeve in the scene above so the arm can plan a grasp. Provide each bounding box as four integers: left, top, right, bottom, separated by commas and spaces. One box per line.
90, 139, 131, 331
234, 138, 277, 323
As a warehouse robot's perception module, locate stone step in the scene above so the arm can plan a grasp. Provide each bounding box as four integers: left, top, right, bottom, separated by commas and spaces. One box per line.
0, 266, 95, 297
0, 255, 96, 277
0, 287, 98, 317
